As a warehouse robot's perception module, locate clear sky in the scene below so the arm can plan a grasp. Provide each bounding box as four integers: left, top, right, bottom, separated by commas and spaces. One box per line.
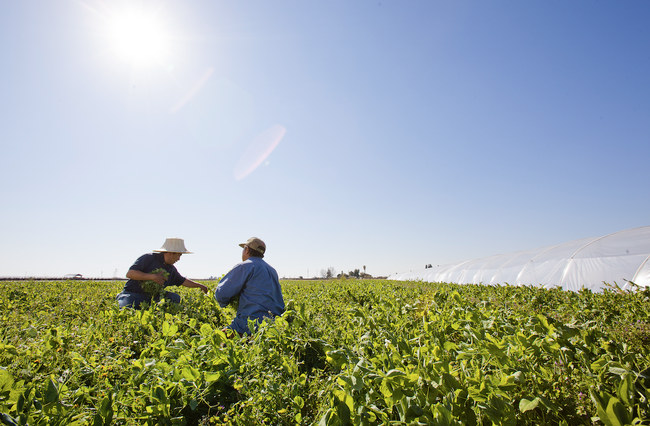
1, 0, 648, 280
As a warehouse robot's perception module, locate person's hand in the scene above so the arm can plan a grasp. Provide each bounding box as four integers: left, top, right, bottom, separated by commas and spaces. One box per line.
150, 273, 166, 286
199, 284, 209, 294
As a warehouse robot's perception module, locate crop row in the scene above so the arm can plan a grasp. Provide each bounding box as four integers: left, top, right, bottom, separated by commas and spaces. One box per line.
0, 279, 649, 425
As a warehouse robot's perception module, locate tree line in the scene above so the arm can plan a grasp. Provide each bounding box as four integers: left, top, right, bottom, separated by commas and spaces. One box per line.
318, 265, 372, 279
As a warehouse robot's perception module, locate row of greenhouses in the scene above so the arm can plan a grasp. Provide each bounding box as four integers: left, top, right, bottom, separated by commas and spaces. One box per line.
388, 226, 650, 292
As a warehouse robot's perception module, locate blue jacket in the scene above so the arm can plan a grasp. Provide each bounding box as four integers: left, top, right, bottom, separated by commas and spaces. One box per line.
215, 257, 285, 334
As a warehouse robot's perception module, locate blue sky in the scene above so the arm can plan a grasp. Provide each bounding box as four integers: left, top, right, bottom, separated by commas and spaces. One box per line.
1, 0, 648, 280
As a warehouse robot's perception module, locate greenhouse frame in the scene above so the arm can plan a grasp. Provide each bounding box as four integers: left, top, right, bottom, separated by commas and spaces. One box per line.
388, 226, 650, 292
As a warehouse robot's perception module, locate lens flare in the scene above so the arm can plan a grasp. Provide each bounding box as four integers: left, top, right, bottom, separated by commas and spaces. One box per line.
234, 125, 286, 180
171, 68, 214, 114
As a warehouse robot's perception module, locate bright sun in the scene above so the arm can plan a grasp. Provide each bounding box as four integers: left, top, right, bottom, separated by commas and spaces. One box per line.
107, 10, 168, 67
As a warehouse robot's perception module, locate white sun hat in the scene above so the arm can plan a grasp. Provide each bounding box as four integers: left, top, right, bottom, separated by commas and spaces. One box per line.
153, 238, 193, 254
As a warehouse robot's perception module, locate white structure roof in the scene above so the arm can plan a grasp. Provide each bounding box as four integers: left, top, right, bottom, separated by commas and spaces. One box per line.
388, 226, 650, 292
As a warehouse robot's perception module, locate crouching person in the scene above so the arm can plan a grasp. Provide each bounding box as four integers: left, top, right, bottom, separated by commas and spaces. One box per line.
116, 238, 208, 309
215, 237, 285, 336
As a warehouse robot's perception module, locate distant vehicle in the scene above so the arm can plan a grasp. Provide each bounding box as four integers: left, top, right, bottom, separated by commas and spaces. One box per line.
64, 274, 83, 279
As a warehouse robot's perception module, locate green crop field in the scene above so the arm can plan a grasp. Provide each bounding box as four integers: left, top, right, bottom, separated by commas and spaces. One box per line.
0, 279, 649, 426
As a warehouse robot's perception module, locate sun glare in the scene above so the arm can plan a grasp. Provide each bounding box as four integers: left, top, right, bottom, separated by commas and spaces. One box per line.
107, 10, 168, 66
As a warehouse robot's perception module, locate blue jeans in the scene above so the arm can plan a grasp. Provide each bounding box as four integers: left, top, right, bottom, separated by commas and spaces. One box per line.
116, 291, 181, 308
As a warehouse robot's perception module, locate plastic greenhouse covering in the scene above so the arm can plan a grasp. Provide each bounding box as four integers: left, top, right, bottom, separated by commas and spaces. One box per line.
388, 226, 650, 292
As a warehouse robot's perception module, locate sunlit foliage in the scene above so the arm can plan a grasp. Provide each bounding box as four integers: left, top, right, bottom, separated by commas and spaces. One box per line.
0, 280, 648, 425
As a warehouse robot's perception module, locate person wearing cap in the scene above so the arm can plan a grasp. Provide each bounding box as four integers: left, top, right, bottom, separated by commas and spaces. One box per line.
215, 237, 285, 335
116, 238, 209, 309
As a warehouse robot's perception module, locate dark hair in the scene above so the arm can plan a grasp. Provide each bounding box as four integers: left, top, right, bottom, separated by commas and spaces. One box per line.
248, 247, 264, 258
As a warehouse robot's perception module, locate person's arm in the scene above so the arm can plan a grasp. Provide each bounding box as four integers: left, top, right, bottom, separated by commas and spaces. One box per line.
126, 269, 166, 285
214, 265, 249, 307
182, 279, 209, 294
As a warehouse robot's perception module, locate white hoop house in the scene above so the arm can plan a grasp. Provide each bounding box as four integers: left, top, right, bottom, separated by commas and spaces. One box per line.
388, 226, 650, 292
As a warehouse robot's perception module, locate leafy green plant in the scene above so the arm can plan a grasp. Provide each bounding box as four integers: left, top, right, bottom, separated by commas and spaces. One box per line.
140, 268, 169, 298
1, 279, 649, 425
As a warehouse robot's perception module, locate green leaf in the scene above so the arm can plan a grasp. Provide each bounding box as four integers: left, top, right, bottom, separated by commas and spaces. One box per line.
326, 350, 347, 368
360, 408, 377, 422
406, 404, 425, 419
318, 409, 332, 426
444, 341, 458, 351
536, 395, 559, 412
162, 321, 178, 337
337, 376, 353, 389
44, 378, 58, 404
433, 404, 453, 424
385, 369, 406, 378
605, 397, 631, 426
335, 395, 351, 426
182, 366, 200, 382
590, 389, 614, 426
536, 314, 554, 333
591, 357, 608, 372
391, 387, 403, 403
334, 389, 354, 413
351, 376, 364, 391
16, 392, 25, 413
321, 410, 333, 426
433, 345, 442, 358
0, 344, 18, 356
442, 373, 461, 390
153, 386, 168, 404
0, 370, 14, 394
93, 414, 103, 426
519, 398, 540, 412
0, 413, 19, 426
498, 373, 517, 391
380, 380, 392, 398
294, 396, 305, 409
609, 367, 628, 377
205, 372, 221, 383
200, 324, 212, 336
99, 394, 113, 420
617, 373, 633, 406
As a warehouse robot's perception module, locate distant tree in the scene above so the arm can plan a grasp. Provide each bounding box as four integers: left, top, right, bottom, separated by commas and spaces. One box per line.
363, 265, 366, 275
327, 267, 336, 279
320, 269, 328, 278
348, 269, 360, 278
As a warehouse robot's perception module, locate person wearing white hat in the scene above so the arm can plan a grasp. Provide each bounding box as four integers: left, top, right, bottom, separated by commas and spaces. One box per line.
116, 238, 209, 308
215, 237, 285, 335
